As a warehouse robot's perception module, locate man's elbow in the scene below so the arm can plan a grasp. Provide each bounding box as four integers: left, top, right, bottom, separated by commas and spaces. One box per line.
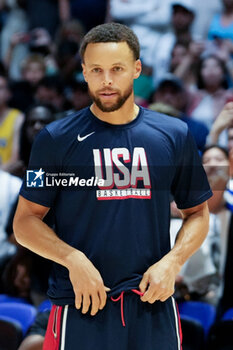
13, 213, 27, 247
181, 201, 210, 230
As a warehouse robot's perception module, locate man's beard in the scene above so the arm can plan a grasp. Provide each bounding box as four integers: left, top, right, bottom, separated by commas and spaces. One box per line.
88, 84, 133, 112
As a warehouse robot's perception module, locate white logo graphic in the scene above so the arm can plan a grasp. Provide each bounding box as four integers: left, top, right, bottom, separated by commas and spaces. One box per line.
26, 168, 45, 187
77, 131, 95, 142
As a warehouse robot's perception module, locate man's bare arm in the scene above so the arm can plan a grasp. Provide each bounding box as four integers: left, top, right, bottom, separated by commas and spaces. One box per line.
13, 196, 110, 315
139, 201, 209, 303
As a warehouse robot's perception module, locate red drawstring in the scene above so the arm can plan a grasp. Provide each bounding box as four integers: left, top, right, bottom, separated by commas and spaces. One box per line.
131, 289, 144, 297
111, 289, 144, 327
111, 291, 125, 326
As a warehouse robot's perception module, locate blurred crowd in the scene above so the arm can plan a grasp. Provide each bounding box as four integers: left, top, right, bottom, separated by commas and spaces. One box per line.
1, 0, 233, 349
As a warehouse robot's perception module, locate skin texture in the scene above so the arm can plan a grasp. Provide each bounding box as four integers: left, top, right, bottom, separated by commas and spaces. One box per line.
13, 41, 210, 316
82, 42, 141, 124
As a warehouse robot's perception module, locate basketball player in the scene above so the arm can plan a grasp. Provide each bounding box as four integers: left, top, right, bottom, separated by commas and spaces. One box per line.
14, 23, 212, 350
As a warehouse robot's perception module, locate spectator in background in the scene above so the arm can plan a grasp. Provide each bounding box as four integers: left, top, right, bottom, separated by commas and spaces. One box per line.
4, 28, 58, 77
0, 74, 24, 173
21, 54, 46, 87
191, 0, 221, 40
149, 74, 208, 150
208, 0, 233, 42
20, 104, 55, 164
9, 54, 46, 112
110, 0, 173, 75
68, 80, 91, 112
54, 19, 84, 83
2, 248, 32, 300
26, 0, 59, 38
173, 145, 230, 305
187, 54, 233, 130
0, 168, 21, 291
205, 108, 233, 318
55, 38, 80, 83
11, 103, 55, 178
207, 102, 233, 147
56, 19, 84, 46
35, 76, 69, 114
59, 0, 108, 32
150, 0, 202, 85
170, 40, 204, 92
0, 0, 28, 80
1, 103, 55, 304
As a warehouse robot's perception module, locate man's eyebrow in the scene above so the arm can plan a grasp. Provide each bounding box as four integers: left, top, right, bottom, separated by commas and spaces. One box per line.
112, 62, 126, 66
89, 64, 101, 67
88, 62, 126, 68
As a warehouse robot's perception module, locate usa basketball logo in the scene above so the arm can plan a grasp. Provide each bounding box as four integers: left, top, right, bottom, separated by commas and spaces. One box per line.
93, 147, 151, 200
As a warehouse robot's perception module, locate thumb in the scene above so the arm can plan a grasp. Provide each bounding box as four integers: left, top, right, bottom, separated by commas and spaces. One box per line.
139, 273, 149, 293
104, 286, 111, 292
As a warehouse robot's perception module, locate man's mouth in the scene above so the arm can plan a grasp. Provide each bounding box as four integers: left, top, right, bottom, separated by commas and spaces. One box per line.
99, 91, 117, 98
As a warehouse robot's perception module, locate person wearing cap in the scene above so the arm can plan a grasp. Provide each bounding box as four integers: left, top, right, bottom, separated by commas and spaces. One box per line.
151, 0, 203, 85
150, 73, 208, 151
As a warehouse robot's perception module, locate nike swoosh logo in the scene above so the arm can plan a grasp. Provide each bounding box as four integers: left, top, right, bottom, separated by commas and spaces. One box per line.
77, 131, 95, 142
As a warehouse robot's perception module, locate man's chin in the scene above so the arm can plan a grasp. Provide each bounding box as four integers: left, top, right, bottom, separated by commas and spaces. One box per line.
95, 100, 122, 112
98, 105, 120, 112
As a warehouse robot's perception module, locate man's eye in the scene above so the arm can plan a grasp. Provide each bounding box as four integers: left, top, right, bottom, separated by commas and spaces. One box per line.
92, 68, 101, 73
113, 66, 122, 72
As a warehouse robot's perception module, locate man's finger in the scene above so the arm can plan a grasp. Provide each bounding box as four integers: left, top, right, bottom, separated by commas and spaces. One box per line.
140, 283, 155, 302
90, 292, 100, 316
82, 294, 90, 314
75, 291, 82, 309
160, 294, 171, 302
147, 292, 164, 304
99, 288, 107, 310
139, 273, 149, 294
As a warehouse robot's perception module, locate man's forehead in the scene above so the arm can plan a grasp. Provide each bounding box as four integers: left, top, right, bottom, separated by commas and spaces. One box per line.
83, 41, 134, 62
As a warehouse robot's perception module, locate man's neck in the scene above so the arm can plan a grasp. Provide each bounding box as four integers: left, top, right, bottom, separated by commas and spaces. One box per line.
90, 98, 139, 125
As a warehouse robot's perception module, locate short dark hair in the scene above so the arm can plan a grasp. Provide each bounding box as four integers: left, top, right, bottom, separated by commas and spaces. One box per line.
79, 22, 140, 61
202, 144, 229, 159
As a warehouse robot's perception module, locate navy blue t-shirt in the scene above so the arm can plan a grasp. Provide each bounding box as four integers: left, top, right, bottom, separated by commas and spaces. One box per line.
20, 107, 212, 305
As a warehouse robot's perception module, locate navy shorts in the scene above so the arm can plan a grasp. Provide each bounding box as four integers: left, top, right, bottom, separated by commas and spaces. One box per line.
43, 291, 182, 350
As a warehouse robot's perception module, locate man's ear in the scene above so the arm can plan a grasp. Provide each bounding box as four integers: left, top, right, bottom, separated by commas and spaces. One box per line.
82, 63, 87, 82
134, 59, 142, 80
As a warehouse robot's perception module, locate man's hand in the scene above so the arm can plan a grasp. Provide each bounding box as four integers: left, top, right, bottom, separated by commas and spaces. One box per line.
67, 250, 110, 316
139, 203, 209, 304
139, 255, 180, 303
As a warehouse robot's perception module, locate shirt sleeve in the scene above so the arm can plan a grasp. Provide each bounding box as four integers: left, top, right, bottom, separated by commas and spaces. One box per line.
20, 128, 60, 208
171, 129, 212, 209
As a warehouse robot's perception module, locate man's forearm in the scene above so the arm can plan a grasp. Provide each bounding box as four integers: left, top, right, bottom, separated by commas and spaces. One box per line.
13, 214, 81, 270
167, 202, 209, 268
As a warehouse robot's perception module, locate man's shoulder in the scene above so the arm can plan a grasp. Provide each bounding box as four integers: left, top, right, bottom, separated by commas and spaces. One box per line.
45, 107, 90, 140
142, 107, 189, 136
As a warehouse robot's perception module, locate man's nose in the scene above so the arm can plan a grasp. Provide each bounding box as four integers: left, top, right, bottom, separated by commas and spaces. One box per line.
102, 71, 113, 86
